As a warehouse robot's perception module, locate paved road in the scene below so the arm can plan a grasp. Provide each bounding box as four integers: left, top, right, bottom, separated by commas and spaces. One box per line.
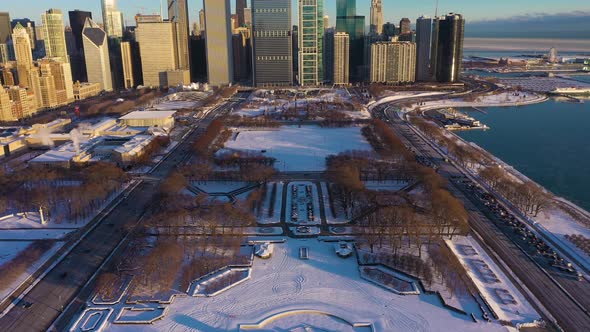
374, 95, 590, 331
0, 95, 248, 332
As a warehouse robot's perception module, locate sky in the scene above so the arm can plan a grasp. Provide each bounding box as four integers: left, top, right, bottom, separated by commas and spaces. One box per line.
3, 0, 590, 37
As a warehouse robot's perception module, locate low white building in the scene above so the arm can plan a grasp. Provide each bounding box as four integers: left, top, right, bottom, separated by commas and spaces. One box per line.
119, 110, 176, 129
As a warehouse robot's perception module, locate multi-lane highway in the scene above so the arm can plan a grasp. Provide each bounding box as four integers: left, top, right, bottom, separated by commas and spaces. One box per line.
373, 92, 590, 332
0, 93, 249, 332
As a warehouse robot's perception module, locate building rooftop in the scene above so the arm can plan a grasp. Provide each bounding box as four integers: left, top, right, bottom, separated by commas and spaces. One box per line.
119, 110, 176, 120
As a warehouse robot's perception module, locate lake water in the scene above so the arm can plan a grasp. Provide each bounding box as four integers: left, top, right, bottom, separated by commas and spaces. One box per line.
456, 99, 590, 210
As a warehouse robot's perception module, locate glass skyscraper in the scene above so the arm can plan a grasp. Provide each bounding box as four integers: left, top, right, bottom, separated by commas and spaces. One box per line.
299, 0, 324, 86
335, 0, 364, 81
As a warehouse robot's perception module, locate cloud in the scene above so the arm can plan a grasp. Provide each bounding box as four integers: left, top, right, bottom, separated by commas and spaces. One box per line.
466, 11, 590, 39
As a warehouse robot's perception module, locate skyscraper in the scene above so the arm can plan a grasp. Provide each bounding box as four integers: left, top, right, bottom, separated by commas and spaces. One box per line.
136, 16, 179, 87
323, 16, 329, 30
11, 19, 36, 51
370, 41, 416, 83
370, 0, 383, 35
168, 0, 190, 71
69, 10, 92, 82
12, 23, 34, 89
333, 32, 349, 85
400, 18, 411, 35
0, 87, 13, 122
298, 0, 324, 86
101, 0, 123, 37
236, 0, 247, 27
232, 27, 251, 82
251, 0, 292, 87
0, 12, 11, 43
433, 13, 464, 83
199, 9, 205, 35
82, 18, 112, 92
382, 22, 396, 39
415, 16, 433, 81
323, 28, 334, 82
41, 9, 69, 63
335, 0, 364, 81
203, 0, 233, 86
120, 41, 135, 88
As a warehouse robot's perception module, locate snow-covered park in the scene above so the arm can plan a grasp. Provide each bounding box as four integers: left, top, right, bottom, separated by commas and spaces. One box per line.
98, 239, 509, 332
221, 126, 372, 172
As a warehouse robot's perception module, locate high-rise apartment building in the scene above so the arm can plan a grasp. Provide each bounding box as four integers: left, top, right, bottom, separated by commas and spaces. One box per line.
11, 19, 36, 51
203, 0, 233, 86
333, 32, 349, 85
7, 86, 35, 119
168, 0, 190, 70
40, 59, 74, 104
433, 13, 464, 83
251, 0, 292, 87
82, 18, 112, 92
298, 0, 324, 86
0, 12, 11, 44
101, 0, 123, 37
415, 16, 433, 81
136, 17, 180, 87
236, 0, 247, 27
41, 9, 69, 63
370, 0, 383, 35
336, 0, 364, 81
370, 41, 416, 84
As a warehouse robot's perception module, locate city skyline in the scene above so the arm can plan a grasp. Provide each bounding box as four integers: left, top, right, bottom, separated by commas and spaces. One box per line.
3, 0, 590, 28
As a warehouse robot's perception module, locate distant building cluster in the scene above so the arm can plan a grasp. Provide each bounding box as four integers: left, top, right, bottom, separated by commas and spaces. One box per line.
1, 0, 470, 122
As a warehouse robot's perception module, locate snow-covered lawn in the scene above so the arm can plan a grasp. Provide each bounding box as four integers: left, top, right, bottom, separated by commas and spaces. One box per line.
103, 239, 506, 331
151, 101, 199, 111
221, 126, 372, 172
368, 92, 446, 111
258, 182, 283, 225
0, 229, 72, 240
447, 236, 541, 326
321, 182, 349, 224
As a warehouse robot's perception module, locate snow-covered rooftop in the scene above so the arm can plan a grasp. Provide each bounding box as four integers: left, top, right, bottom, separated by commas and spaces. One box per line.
119, 110, 176, 120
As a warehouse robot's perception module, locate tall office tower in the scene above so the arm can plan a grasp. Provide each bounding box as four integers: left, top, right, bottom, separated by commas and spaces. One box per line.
12, 23, 34, 89
136, 17, 180, 87
41, 9, 69, 63
323, 28, 334, 82
298, 0, 324, 86
0, 44, 9, 64
382, 22, 396, 39
251, 0, 293, 87
236, 0, 247, 27
1, 66, 16, 85
82, 18, 113, 92
0, 12, 11, 43
108, 37, 125, 90
0, 87, 13, 121
168, 0, 190, 70
399, 18, 411, 35
370, 41, 416, 83
323, 16, 329, 30
101, 0, 123, 37
231, 15, 238, 32
204, 0, 233, 86
292, 25, 299, 76
232, 27, 251, 82
11, 19, 36, 50
335, 0, 364, 81
69, 11, 92, 52
244, 8, 252, 26
415, 16, 433, 81
120, 41, 135, 88
68, 10, 92, 82
370, 0, 383, 35
35, 68, 58, 108
199, 9, 205, 35
433, 13, 464, 83
333, 32, 349, 85
190, 34, 207, 80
